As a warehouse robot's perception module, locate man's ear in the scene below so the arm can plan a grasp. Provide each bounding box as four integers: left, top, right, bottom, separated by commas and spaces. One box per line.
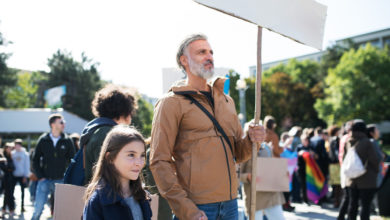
180, 55, 188, 69
105, 152, 110, 161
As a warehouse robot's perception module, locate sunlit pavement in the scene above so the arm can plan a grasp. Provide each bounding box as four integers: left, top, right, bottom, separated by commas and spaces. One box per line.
238, 199, 383, 220
0, 185, 51, 220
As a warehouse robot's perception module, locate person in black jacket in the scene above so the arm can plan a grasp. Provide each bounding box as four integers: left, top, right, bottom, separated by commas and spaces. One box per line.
377, 167, 390, 217
310, 127, 330, 179
310, 127, 330, 204
328, 125, 342, 208
1, 143, 16, 218
345, 120, 379, 220
31, 113, 75, 220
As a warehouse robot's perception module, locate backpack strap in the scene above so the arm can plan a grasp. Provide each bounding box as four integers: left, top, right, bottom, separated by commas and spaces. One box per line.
82, 144, 87, 169
181, 94, 234, 158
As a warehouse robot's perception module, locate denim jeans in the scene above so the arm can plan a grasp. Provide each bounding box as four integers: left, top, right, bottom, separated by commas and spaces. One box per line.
174, 199, 238, 220
31, 179, 62, 220
29, 180, 38, 202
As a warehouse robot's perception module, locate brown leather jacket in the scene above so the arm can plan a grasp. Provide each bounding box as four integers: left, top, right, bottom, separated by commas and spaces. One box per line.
150, 78, 253, 219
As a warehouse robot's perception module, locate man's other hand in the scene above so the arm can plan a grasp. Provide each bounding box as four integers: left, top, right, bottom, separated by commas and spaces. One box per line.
195, 210, 208, 220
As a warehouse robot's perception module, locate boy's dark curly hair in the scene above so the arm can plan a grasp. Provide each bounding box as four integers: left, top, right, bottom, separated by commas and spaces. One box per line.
91, 84, 137, 119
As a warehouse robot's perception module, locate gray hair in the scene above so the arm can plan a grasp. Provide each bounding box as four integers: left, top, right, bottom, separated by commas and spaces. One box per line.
176, 34, 208, 70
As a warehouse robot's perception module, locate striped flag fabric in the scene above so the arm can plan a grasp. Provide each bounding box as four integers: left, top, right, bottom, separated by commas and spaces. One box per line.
302, 151, 328, 203
280, 148, 298, 190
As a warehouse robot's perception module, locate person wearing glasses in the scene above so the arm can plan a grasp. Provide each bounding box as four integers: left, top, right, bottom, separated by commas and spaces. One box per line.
31, 113, 75, 220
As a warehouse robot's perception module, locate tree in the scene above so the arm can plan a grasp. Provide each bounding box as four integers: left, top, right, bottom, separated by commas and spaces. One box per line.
315, 44, 390, 125
260, 59, 325, 128
230, 70, 325, 131
132, 97, 154, 138
5, 71, 44, 108
261, 72, 324, 129
228, 70, 241, 112
316, 39, 358, 99
45, 50, 103, 120
264, 59, 322, 88
320, 39, 357, 75
0, 32, 17, 107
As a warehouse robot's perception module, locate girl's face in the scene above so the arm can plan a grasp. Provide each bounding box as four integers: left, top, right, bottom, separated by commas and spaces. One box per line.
113, 141, 145, 182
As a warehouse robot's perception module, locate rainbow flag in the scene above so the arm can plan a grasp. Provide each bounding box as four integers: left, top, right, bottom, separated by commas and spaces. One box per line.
302, 151, 328, 203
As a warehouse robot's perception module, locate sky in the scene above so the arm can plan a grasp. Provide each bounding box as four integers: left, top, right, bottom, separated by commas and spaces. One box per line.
0, 0, 390, 98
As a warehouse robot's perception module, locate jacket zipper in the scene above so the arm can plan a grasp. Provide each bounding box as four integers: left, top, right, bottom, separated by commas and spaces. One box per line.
201, 94, 233, 200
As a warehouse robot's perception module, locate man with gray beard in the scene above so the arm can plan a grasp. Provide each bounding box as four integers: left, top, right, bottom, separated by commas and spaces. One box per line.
150, 34, 265, 220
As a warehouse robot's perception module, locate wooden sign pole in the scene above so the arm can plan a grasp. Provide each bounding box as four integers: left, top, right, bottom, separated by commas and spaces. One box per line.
250, 26, 262, 220
193, 2, 326, 220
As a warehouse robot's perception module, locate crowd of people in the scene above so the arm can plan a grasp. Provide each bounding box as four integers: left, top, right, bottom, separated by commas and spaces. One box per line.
0, 139, 30, 218
276, 120, 388, 220
0, 33, 389, 220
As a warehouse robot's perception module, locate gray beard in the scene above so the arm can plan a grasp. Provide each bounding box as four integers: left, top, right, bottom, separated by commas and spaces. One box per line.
188, 57, 214, 80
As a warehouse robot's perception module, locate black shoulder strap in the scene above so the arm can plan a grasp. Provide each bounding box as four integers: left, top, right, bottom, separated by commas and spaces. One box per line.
182, 94, 234, 156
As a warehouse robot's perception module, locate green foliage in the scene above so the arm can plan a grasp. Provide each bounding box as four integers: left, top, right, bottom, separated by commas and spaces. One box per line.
131, 97, 154, 138
320, 39, 357, 73
228, 70, 240, 112
0, 28, 155, 135
264, 59, 322, 88
260, 59, 325, 128
0, 33, 17, 107
5, 71, 43, 108
243, 77, 255, 121
229, 69, 324, 130
46, 50, 104, 120
315, 44, 390, 125
383, 145, 390, 156
261, 72, 324, 129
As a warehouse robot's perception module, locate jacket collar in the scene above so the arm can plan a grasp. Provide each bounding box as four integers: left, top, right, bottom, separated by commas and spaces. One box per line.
80, 117, 117, 147
98, 182, 148, 206
171, 77, 226, 95
43, 132, 66, 140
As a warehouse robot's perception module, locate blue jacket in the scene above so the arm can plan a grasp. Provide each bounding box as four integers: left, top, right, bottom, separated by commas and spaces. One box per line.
83, 183, 152, 220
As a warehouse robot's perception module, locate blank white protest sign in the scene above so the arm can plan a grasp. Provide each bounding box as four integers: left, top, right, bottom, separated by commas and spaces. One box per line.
194, 0, 327, 50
